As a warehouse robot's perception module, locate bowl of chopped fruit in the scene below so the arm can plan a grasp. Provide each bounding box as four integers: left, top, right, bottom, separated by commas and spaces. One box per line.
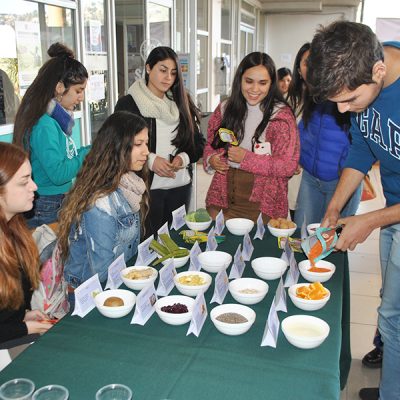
121, 266, 158, 291
228, 278, 268, 305
174, 271, 212, 297
298, 260, 336, 283
288, 282, 331, 311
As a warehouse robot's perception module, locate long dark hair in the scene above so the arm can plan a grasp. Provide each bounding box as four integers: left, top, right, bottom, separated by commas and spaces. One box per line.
145, 46, 200, 153
212, 52, 286, 149
58, 111, 149, 262
13, 43, 88, 152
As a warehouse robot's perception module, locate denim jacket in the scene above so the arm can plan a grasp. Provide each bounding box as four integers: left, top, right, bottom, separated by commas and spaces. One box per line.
63, 188, 140, 288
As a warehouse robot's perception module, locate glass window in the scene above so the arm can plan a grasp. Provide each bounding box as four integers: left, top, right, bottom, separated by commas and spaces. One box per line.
241, 13, 255, 27
196, 35, 208, 90
175, 0, 186, 52
197, 0, 208, 31
149, 2, 171, 46
241, 1, 255, 14
221, 0, 232, 41
196, 92, 208, 113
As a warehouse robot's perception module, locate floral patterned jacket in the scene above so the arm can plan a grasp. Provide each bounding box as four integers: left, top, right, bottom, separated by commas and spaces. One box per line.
203, 103, 300, 218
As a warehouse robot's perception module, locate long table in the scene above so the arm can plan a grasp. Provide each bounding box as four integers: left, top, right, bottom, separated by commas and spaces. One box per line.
0, 228, 350, 399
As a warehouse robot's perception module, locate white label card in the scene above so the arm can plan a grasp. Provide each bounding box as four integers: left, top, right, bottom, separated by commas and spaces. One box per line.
72, 274, 103, 318
214, 210, 225, 235
274, 276, 287, 312
157, 222, 170, 242
188, 241, 202, 272
135, 234, 157, 266
187, 291, 208, 337
210, 269, 229, 304
206, 226, 218, 252
156, 260, 176, 296
131, 282, 157, 325
261, 299, 280, 347
254, 213, 265, 240
171, 205, 186, 231
105, 253, 126, 290
229, 244, 245, 279
284, 252, 299, 287
241, 233, 254, 261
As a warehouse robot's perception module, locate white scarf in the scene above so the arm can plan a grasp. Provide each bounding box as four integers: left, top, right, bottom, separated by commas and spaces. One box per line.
119, 172, 146, 213
128, 79, 179, 125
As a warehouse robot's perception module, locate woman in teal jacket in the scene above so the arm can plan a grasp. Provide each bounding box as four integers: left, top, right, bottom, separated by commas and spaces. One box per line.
13, 43, 90, 228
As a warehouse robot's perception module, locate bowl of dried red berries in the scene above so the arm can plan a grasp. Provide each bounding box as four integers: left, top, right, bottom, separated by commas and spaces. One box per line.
155, 295, 194, 325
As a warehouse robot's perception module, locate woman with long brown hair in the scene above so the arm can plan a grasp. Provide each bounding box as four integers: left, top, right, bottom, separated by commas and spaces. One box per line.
0, 143, 52, 344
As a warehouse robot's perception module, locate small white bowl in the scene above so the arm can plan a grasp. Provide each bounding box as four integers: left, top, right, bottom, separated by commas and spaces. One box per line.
281, 315, 330, 349
307, 223, 321, 236
160, 247, 190, 268
288, 283, 331, 311
94, 289, 136, 318
225, 218, 254, 236
210, 304, 256, 336
155, 295, 194, 325
229, 278, 269, 305
174, 271, 212, 297
267, 223, 297, 237
121, 266, 158, 291
251, 257, 288, 280
298, 260, 336, 283
185, 219, 212, 231
198, 251, 232, 273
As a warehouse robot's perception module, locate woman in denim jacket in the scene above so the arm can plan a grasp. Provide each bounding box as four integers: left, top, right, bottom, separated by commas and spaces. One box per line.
57, 112, 149, 300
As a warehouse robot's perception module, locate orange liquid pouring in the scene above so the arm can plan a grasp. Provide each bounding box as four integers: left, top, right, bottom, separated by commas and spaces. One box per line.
308, 240, 323, 267
308, 266, 331, 273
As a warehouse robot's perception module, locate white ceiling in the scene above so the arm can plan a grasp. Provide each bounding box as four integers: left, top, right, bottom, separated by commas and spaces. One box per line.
259, 0, 361, 13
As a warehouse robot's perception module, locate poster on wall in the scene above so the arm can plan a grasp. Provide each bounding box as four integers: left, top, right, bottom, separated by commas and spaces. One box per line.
376, 18, 400, 41
89, 19, 103, 53
178, 53, 190, 90
88, 74, 105, 102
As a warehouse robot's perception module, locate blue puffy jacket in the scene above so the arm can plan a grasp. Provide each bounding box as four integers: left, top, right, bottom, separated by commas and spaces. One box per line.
299, 101, 350, 181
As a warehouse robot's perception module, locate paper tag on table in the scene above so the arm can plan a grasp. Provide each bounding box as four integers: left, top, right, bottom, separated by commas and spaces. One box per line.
72, 274, 103, 318
261, 298, 280, 347
241, 233, 254, 261
210, 269, 229, 304
156, 260, 176, 296
274, 276, 287, 312
214, 209, 225, 235
157, 222, 170, 241
253, 213, 265, 240
284, 252, 299, 287
135, 234, 157, 266
188, 241, 202, 272
206, 226, 218, 251
171, 205, 186, 230
131, 282, 157, 325
105, 253, 126, 290
229, 244, 245, 279
187, 291, 208, 337
301, 217, 308, 240
280, 249, 289, 266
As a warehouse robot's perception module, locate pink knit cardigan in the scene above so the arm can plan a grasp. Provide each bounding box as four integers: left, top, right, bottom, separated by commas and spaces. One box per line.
203, 103, 300, 218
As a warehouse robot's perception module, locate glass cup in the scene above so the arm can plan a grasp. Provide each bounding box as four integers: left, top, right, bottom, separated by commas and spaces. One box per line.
0, 378, 35, 400
32, 385, 69, 400
95, 384, 132, 400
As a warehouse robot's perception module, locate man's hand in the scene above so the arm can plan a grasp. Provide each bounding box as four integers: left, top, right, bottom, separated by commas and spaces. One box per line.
209, 154, 229, 174
152, 156, 176, 178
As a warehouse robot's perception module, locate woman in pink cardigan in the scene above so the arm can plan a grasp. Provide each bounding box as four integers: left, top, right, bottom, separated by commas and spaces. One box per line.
203, 52, 299, 223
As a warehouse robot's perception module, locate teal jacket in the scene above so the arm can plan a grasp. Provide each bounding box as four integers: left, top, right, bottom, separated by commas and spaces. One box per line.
29, 114, 90, 195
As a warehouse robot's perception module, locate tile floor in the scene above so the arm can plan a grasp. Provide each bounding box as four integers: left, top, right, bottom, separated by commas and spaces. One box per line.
196, 164, 382, 400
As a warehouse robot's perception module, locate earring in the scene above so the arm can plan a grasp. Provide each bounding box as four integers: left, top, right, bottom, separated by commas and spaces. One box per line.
56, 94, 63, 102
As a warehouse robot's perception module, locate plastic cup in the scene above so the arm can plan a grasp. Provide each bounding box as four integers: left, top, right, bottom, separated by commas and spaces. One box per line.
32, 385, 69, 400
0, 378, 35, 400
95, 384, 132, 400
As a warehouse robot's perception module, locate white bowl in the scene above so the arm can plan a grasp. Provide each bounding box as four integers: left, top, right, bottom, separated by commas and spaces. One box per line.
155, 295, 194, 325
229, 278, 269, 305
160, 247, 190, 268
174, 271, 212, 297
251, 257, 288, 280
307, 223, 321, 236
185, 219, 212, 231
288, 283, 331, 311
225, 218, 254, 236
198, 251, 232, 273
94, 289, 136, 318
121, 266, 158, 291
298, 260, 336, 283
267, 223, 297, 237
210, 304, 256, 336
281, 315, 330, 349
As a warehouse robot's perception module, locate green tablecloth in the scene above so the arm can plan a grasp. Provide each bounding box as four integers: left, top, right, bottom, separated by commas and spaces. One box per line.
0, 229, 350, 399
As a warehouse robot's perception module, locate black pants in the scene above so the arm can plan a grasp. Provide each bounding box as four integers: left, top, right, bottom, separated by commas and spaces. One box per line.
147, 183, 192, 237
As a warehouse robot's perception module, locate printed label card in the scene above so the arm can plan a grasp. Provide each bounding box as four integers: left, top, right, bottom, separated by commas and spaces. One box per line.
261, 299, 280, 348
214, 209, 225, 235
187, 291, 208, 337
206, 226, 218, 252
274, 276, 287, 313
72, 274, 103, 318
280, 249, 289, 266
131, 282, 157, 325
210, 269, 229, 304
135, 234, 157, 266
188, 241, 202, 272
242, 233, 254, 261
284, 252, 299, 287
254, 213, 265, 240
229, 244, 245, 279
157, 222, 170, 242
171, 205, 186, 231
105, 253, 126, 290
156, 260, 176, 296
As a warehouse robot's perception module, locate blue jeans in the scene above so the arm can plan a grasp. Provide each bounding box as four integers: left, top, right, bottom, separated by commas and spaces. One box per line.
378, 223, 400, 400
26, 194, 65, 229
294, 170, 362, 226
